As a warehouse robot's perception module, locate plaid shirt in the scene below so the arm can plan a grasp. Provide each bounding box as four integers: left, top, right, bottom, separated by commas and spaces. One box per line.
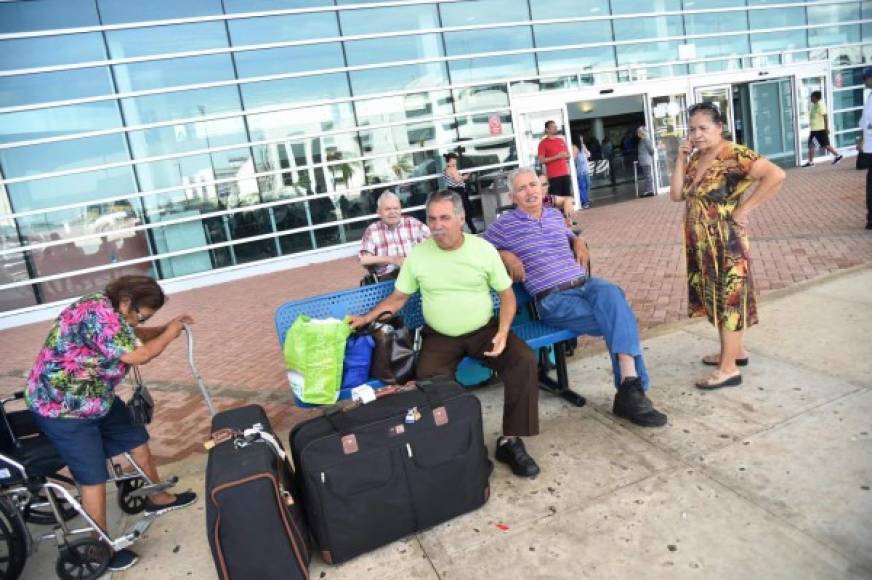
359, 216, 430, 276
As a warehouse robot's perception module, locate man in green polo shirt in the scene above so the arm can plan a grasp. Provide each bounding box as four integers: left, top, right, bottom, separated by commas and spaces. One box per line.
350, 190, 541, 478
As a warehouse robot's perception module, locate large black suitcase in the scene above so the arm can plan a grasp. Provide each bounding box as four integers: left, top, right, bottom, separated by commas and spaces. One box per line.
289, 378, 492, 564
206, 404, 310, 580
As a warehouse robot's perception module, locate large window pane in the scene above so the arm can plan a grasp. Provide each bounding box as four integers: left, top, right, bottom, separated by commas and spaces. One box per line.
529, 0, 609, 19
340, 5, 439, 35
7, 167, 138, 214
439, 0, 530, 27
0, 102, 123, 145
0, 68, 114, 108
0, 134, 131, 179
611, 0, 680, 15
113, 55, 236, 93
235, 44, 345, 78
127, 117, 249, 159
224, 0, 333, 11
751, 31, 807, 57
449, 54, 537, 84
616, 41, 682, 66
350, 63, 449, 96
534, 22, 614, 75
445, 27, 536, 84
452, 84, 509, 114
105, 23, 229, 59
683, 0, 745, 8
134, 146, 255, 194
247, 103, 357, 143
346, 34, 442, 66
359, 120, 458, 156
0, 0, 99, 34
346, 35, 447, 94
97, 0, 223, 24
684, 11, 748, 35
355, 90, 454, 126
833, 88, 864, 110
807, 4, 860, 48
537, 47, 616, 76
228, 12, 338, 45
240, 74, 350, 109
690, 36, 750, 72
613, 16, 682, 41
0, 33, 106, 72
749, 7, 805, 29
121, 86, 243, 126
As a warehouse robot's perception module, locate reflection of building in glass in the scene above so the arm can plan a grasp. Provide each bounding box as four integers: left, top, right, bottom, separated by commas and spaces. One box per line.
0, 0, 865, 319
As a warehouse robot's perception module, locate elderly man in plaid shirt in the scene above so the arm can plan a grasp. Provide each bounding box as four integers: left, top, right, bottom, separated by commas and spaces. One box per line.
359, 192, 430, 280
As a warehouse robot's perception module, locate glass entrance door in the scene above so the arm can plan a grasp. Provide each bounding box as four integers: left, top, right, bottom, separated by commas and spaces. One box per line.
749, 78, 796, 168
517, 108, 569, 174
649, 93, 689, 191
694, 85, 735, 140
796, 75, 826, 166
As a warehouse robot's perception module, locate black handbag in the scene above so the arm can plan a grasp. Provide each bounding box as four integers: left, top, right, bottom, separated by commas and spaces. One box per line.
367, 312, 416, 384
856, 151, 872, 170
127, 366, 154, 426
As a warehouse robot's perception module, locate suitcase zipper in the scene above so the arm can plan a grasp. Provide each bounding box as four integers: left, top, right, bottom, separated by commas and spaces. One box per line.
406, 443, 413, 458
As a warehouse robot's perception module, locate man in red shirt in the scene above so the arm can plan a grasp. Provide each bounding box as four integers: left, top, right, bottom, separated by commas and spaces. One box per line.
537, 120, 572, 198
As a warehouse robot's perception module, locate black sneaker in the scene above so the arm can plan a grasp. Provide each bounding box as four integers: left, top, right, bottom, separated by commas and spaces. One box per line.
108, 548, 139, 571
144, 491, 198, 516
802, 162, 814, 167
613, 377, 667, 427
832, 155, 843, 165
494, 437, 540, 478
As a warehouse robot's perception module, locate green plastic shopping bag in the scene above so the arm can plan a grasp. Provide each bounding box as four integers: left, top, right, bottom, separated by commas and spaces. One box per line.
283, 315, 352, 405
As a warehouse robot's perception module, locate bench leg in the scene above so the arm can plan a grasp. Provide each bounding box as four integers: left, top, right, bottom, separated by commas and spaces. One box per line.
537, 345, 586, 407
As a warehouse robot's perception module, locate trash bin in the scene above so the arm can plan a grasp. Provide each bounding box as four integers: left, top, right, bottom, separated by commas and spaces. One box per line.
477, 171, 514, 229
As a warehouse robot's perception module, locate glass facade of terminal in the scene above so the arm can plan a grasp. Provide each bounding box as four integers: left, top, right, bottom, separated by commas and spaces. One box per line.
0, 0, 867, 315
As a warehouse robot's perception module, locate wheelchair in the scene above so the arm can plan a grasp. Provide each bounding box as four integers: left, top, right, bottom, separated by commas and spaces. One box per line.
0, 391, 179, 580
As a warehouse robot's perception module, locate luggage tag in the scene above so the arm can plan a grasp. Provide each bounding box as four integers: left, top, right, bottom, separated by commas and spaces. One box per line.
404, 406, 422, 424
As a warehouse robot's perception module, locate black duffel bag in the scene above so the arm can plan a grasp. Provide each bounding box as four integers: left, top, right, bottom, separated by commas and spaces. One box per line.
367, 312, 415, 384
289, 377, 493, 565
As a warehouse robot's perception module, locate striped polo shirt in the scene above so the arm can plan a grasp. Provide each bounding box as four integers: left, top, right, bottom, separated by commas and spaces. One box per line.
483, 207, 586, 297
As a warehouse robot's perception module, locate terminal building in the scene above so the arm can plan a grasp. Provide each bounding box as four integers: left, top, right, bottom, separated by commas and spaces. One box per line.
0, 0, 866, 325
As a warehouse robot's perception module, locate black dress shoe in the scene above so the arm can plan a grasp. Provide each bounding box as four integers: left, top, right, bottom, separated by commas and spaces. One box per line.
613, 377, 667, 427
495, 437, 540, 478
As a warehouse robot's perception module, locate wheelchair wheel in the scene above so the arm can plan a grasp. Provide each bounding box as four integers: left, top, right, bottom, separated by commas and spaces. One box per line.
117, 477, 147, 515
0, 496, 27, 580
55, 538, 110, 580
23, 487, 78, 525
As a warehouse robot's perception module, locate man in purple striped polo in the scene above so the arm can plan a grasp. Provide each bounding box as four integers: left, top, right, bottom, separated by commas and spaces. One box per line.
483, 168, 667, 427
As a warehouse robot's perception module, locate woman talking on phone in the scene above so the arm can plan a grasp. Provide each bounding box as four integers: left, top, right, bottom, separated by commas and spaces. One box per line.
670, 103, 785, 390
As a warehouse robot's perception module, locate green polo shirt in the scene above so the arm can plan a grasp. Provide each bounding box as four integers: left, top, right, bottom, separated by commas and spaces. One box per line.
395, 235, 511, 337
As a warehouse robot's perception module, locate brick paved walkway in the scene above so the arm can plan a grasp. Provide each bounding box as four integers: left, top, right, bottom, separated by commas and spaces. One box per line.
1, 162, 869, 463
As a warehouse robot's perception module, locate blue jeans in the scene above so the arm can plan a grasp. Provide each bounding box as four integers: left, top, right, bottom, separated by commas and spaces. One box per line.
537, 277, 650, 391
576, 172, 590, 204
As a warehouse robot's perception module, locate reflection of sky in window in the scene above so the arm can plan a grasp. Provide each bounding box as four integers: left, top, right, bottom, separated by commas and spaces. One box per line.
113, 55, 236, 92
0, 0, 99, 33
808, 25, 860, 48
1, 133, 131, 179
449, 55, 537, 85
228, 12, 338, 45
121, 86, 243, 126
613, 17, 682, 41
750, 30, 807, 53
439, 0, 529, 27
354, 91, 453, 125
616, 41, 681, 66
683, 0, 746, 8
692, 36, 750, 58
685, 11, 748, 35
340, 5, 439, 35
350, 63, 448, 96
749, 7, 806, 29
106, 23, 229, 59
0, 67, 114, 108
452, 85, 509, 114
235, 44, 345, 77
345, 35, 443, 66
8, 167, 137, 213
240, 74, 350, 109
97, 0, 223, 24
529, 0, 609, 19
534, 22, 612, 48
444, 27, 533, 56
128, 117, 249, 158
538, 48, 616, 75
0, 33, 107, 71
0, 102, 122, 144
224, 0, 334, 12
610, 0, 680, 14
247, 104, 357, 142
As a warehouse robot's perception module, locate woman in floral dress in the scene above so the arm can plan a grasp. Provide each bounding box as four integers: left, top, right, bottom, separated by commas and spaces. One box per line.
26, 275, 197, 572
670, 103, 785, 389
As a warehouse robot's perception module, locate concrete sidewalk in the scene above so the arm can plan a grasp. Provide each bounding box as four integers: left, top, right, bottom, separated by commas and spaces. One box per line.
16, 265, 864, 580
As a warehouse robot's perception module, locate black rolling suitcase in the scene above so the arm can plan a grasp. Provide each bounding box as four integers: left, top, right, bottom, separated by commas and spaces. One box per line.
289, 378, 492, 564
206, 404, 310, 580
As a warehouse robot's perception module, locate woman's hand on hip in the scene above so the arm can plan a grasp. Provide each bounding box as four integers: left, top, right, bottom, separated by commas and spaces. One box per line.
731, 208, 750, 227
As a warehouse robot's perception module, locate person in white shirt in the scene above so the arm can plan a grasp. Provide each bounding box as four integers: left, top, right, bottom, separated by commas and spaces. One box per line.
857, 67, 872, 230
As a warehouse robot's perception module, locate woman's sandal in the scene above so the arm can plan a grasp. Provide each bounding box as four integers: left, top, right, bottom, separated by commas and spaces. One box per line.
695, 371, 742, 390
702, 355, 749, 367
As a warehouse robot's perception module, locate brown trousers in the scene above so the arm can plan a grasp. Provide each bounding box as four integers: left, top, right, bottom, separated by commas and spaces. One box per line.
415, 321, 539, 437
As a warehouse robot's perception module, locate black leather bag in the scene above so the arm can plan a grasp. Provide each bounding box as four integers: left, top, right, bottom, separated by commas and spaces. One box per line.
367, 312, 415, 385
126, 367, 154, 426
856, 152, 872, 170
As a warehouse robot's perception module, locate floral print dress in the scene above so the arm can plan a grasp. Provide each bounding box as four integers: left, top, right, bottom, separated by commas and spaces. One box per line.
682, 142, 760, 331
26, 293, 137, 419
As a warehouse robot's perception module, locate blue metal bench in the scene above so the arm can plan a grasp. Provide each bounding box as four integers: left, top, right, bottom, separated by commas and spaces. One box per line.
274, 281, 585, 407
